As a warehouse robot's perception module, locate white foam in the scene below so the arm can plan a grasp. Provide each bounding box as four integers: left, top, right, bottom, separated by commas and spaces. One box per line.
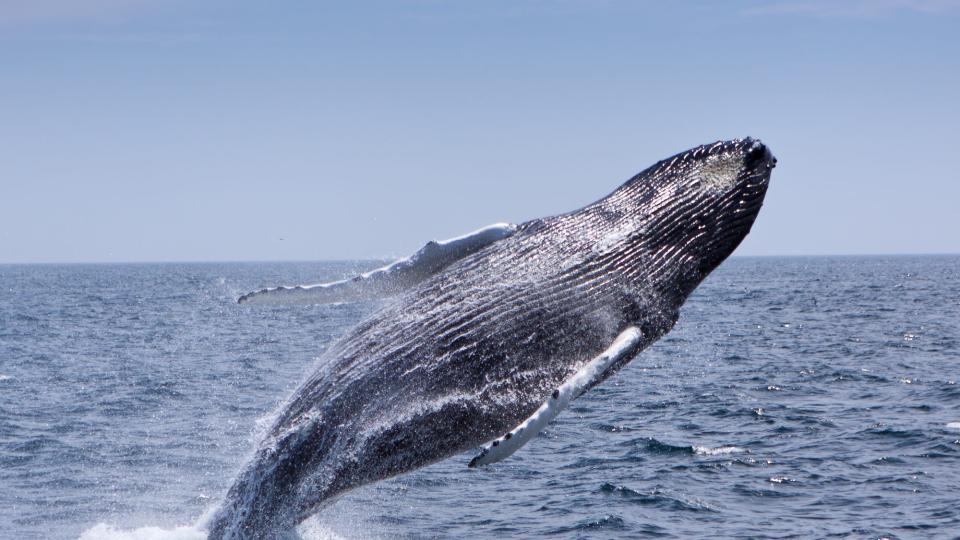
297, 520, 351, 539
693, 445, 744, 456
947, 422, 960, 430
78, 521, 355, 540
78, 524, 206, 540
0, 374, 12, 382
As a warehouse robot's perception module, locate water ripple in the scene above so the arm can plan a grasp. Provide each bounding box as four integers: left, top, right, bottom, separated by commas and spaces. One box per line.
2, 257, 960, 538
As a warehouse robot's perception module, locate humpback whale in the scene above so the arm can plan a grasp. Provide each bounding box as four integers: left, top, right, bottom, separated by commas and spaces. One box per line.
208, 138, 776, 539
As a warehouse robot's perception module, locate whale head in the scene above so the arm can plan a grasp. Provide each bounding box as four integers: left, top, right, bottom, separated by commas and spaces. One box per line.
613, 137, 776, 302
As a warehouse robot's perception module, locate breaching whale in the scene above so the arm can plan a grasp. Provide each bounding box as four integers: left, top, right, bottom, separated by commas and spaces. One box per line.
208, 138, 776, 538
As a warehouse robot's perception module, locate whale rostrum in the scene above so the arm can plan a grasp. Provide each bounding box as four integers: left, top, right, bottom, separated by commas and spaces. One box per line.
209, 138, 776, 539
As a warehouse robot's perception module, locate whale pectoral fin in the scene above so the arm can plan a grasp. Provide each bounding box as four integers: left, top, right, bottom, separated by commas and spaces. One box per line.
469, 327, 644, 468
237, 222, 517, 305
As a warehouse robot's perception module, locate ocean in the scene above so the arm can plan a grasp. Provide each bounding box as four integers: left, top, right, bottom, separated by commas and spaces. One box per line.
1, 256, 958, 539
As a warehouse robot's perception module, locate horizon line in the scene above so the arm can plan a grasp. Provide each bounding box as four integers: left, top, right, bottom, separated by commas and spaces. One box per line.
1, 252, 958, 266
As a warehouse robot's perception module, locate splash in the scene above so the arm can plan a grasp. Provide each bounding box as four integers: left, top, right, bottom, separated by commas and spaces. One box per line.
78, 522, 349, 540
78, 524, 206, 540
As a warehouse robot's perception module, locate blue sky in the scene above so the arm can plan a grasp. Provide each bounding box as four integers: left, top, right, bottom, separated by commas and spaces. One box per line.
1, 1, 958, 263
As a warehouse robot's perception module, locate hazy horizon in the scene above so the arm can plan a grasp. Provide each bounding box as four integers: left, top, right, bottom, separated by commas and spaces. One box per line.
3, 1, 959, 264
3, 251, 959, 267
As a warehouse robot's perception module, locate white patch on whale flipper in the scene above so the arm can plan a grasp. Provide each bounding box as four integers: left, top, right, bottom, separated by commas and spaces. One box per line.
238, 222, 517, 305
469, 326, 643, 468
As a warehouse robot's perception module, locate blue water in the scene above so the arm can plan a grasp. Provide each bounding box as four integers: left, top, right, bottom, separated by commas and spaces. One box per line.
2, 257, 959, 539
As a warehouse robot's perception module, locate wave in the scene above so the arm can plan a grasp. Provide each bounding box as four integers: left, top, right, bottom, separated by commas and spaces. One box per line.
638, 438, 744, 456
599, 483, 717, 513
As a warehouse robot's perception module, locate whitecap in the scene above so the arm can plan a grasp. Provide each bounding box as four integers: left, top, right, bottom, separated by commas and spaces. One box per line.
693, 445, 744, 456
947, 422, 960, 430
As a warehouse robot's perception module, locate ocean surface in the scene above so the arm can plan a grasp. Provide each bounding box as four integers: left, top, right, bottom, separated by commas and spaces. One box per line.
1, 256, 959, 540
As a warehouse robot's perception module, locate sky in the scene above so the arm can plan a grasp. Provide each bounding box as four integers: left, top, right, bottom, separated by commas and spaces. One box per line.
1, 0, 958, 263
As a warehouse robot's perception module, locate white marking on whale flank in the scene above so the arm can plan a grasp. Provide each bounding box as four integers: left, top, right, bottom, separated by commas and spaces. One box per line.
469, 326, 643, 467
238, 222, 517, 305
